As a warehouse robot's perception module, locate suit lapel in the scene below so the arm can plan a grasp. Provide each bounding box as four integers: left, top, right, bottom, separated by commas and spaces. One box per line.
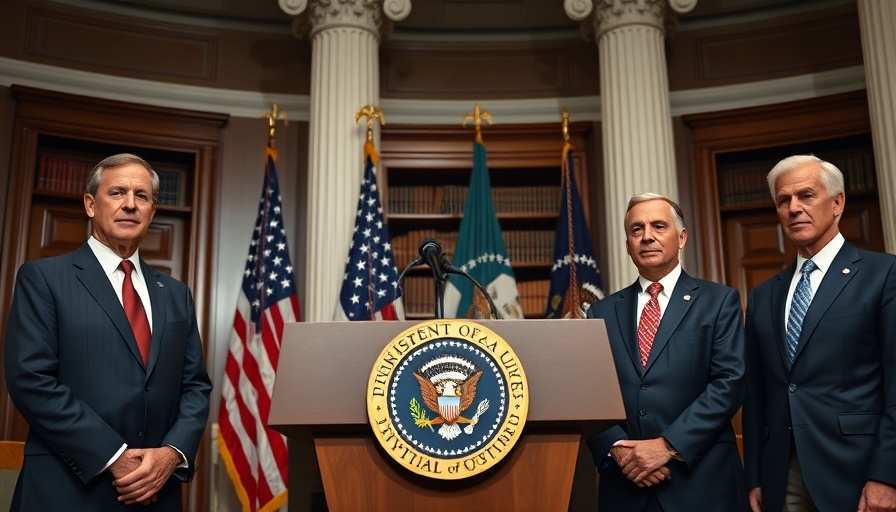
771, 264, 793, 369
72, 244, 145, 368
643, 272, 698, 374
142, 261, 167, 376
793, 243, 859, 365
614, 282, 642, 375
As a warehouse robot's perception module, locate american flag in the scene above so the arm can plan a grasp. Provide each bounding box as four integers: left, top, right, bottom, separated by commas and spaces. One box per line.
218, 146, 298, 512
335, 142, 404, 321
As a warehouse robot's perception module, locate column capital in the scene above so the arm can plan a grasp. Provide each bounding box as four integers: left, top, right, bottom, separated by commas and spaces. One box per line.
281, 0, 412, 39
565, 0, 696, 37
595, 0, 666, 37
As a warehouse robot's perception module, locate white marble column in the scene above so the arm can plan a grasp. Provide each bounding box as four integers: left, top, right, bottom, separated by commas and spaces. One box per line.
857, 0, 896, 253
280, 0, 410, 321
566, 0, 695, 292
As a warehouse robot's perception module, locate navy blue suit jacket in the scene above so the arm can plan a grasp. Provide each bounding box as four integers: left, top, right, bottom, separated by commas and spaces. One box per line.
586, 271, 747, 511
4, 242, 212, 511
743, 241, 896, 511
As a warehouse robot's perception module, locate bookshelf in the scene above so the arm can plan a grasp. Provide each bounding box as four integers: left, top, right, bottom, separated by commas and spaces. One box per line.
0, 86, 226, 510
685, 91, 883, 305
379, 123, 593, 319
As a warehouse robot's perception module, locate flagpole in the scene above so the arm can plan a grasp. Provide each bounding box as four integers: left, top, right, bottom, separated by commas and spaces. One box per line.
339, 106, 405, 321
561, 108, 582, 317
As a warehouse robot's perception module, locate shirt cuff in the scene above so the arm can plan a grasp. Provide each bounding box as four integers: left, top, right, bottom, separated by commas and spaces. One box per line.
166, 445, 189, 469
101, 443, 128, 475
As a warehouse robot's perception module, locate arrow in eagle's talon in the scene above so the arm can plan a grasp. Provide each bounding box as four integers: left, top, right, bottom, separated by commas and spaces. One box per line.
463, 398, 490, 434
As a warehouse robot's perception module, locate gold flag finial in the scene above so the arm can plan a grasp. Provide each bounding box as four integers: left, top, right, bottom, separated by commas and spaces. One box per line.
462, 103, 492, 143
355, 105, 386, 143
263, 104, 289, 147
561, 107, 571, 143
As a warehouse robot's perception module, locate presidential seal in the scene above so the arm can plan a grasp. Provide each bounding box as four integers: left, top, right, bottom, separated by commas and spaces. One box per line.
367, 320, 529, 480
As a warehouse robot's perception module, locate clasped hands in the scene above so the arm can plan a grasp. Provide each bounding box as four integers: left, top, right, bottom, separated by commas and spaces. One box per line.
109, 447, 181, 506
611, 438, 676, 488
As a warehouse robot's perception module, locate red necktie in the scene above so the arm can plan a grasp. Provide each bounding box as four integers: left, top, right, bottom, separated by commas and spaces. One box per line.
637, 282, 663, 369
120, 260, 151, 367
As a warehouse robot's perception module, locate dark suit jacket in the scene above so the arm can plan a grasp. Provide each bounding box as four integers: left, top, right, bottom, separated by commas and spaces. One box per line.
743, 241, 896, 511
586, 271, 748, 512
4, 242, 212, 511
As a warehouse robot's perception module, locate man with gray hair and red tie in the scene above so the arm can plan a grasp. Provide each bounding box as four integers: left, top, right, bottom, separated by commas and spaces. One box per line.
586, 192, 747, 511
5, 153, 212, 511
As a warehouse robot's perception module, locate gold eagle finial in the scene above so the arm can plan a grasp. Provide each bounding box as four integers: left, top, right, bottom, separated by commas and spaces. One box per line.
355, 105, 386, 143
462, 103, 492, 144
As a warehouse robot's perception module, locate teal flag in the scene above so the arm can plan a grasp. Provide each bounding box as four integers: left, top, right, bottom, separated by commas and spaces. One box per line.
444, 141, 523, 319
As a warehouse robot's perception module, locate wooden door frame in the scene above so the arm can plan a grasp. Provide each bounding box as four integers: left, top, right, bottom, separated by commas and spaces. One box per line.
682, 90, 871, 284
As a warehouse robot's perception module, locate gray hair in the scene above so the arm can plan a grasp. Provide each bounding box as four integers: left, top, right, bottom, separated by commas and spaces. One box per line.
766, 154, 844, 199
625, 193, 685, 232
86, 153, 160, 202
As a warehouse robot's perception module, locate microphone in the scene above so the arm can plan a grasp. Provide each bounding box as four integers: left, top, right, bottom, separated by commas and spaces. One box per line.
437, 250, 500, 320
419, 238, 447, 281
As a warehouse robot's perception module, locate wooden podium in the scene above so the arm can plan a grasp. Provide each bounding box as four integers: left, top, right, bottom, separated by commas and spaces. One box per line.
269, 319, 623, 512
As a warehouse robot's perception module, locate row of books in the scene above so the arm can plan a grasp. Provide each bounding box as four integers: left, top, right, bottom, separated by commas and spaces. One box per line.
400, 276, 551, 317
155, 169, 183, 206
387, 185, 562, 215
835, 153, 877, 191
34, 154, 95, 196
391, 230, 458, 271
391, 229, 558, 271
719, 152, 876, 207
34, 153, 184, 206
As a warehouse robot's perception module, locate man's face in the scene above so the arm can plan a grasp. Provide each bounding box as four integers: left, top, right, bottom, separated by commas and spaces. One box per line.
774, 162, 843, 257
84, 163, 156, 257
625, 199, 686, 281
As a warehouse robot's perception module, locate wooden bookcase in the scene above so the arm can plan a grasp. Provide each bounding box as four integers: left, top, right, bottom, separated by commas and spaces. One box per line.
379, 122, 592, 319
0, 85, 226, 509
684, 90, 882, 305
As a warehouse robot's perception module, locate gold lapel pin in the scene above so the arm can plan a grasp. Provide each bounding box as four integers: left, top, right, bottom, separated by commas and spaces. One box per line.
683, 295, 691, 301
842, 268, 850, 274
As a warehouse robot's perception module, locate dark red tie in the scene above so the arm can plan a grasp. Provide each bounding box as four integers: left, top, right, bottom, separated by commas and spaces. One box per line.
120, 260, 151, 367
637, 282, 663, 369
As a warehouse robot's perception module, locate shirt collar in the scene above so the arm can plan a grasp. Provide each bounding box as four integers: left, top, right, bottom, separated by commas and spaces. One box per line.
87, 236, 143, 281
637, 263, 682, 297
795, 232, 844, 275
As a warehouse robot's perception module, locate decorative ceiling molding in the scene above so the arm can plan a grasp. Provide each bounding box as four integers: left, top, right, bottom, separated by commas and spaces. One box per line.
0, 57, 865, 123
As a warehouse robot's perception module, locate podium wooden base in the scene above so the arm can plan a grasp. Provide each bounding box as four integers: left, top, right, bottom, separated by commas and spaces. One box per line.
315, 432, 580, 512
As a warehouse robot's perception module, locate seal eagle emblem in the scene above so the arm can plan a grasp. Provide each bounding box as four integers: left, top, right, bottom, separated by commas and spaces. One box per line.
413, 355, 490, 440
367, 320, 529, 480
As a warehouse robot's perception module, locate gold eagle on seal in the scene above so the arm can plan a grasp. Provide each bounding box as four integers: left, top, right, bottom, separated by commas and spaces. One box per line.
412, 355, 490, 440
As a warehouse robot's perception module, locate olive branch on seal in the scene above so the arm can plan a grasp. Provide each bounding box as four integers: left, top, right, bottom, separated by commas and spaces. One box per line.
409, 398, 434, 431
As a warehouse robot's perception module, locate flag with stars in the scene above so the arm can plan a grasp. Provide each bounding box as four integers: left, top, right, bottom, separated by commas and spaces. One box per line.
444, 139, 524, 319
218, 145, 298, 512
335, 141, 404, 321
545, 144, 604, 318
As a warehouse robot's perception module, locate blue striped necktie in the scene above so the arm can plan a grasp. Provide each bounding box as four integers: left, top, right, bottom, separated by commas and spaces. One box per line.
786, 259, 817, 368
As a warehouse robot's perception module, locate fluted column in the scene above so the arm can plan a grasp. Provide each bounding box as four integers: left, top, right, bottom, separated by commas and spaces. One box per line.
280, 0, 410, 321
567, 0, 695, 292
857, 0, 896, 253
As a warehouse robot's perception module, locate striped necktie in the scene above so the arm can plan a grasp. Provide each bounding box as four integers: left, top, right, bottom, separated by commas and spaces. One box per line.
637, 282, 663, 369
785, 259, 817, 369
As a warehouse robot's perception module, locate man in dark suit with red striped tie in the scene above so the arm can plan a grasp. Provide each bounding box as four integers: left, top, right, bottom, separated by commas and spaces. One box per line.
586, 193, 748, 511
5, 153, 212, 510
